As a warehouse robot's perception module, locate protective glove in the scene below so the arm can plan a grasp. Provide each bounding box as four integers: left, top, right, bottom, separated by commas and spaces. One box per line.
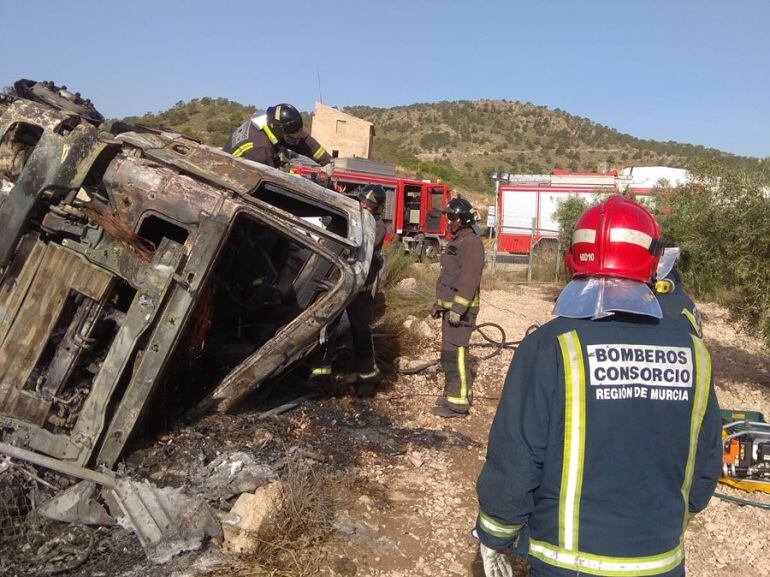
448, 310, 462, 326
480, 542, 513, 577
430, 304, 444, 319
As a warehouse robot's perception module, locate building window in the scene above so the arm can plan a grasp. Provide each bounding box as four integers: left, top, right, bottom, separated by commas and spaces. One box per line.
332, 149, 339, 158
335, 120, 347, 135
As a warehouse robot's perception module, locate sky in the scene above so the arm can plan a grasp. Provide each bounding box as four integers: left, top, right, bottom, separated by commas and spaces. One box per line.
1, 0, 768, 157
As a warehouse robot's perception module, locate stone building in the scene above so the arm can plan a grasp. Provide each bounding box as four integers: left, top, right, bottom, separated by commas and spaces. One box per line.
310, 102, 374, 159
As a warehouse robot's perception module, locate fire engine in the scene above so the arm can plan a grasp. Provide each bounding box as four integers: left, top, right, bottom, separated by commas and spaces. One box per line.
289, 158, 453, 259
495, 167, 688, 254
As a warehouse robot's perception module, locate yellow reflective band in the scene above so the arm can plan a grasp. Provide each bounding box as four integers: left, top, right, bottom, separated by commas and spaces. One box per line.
436, 299, 453, 309
654, 279, 675, 294
458, 346, 467, 401
312, 146, 326, 160
557, 330, 586, 552
232, 142, 254, 157
262, 124, 279, 145
529, 539, 684, 576
681, 336, 711, 532
478, 511, 521, 538
681, 308, 702, 337
311, 367, 332, 376
453, 294, 471, 306
359, 283, 374, 293
359, 366, 380, 379
445, 396, 469, 405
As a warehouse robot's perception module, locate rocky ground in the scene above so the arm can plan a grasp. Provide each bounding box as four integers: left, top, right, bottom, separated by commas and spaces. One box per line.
1, 284, 768, 577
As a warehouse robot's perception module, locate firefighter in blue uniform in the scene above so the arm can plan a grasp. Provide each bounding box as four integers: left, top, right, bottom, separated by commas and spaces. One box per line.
309, 184, 388, 396
474, 196, 722, 577
224, 103, 331, 168
654, 247, 703, 337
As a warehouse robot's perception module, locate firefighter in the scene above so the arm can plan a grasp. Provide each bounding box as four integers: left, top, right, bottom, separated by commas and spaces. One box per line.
474, 196, 722, 577
431, 198, 485, 418
309, 184, 388, 396
223, 103, 331, 168
655, 247, 703, 337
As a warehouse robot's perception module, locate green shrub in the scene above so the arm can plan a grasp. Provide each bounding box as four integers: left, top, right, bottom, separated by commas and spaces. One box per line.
553, 195, 590, 247
656, 161, 770, 343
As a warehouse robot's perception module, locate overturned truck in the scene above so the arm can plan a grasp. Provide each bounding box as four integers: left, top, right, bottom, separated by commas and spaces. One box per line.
0, 80, 374, 470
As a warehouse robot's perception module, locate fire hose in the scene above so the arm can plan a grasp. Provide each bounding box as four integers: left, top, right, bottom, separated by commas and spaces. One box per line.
394, 322, 540, 375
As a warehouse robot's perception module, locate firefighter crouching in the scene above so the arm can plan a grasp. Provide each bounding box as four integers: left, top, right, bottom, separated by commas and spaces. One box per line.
224, 103, 331, 168
310, 185, 388, 396
431, 198, 484, 418
475, 196, 722, 577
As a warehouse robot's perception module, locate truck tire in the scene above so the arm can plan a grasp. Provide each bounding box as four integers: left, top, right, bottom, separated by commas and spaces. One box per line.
420, 238, 440, 262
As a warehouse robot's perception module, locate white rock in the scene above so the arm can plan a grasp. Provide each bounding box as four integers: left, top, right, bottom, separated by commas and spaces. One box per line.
414, 320, 434, 340
223, 481, 283, 553
395, 277, 417, 295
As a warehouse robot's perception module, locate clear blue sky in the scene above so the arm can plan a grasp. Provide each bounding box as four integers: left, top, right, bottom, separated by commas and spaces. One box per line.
1, 0, 768, 157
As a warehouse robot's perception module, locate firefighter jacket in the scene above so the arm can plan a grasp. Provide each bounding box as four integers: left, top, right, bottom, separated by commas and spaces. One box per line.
436, 227, 484, 315
475, 312, 722, 577
656, 269, 703, 338
224, 114, 331, 168
361, 215, 388, 292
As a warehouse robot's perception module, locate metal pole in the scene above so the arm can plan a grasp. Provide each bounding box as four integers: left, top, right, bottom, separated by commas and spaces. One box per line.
492, 180, 499, 275
0, 442, 116, 487
527, 217, 535, 283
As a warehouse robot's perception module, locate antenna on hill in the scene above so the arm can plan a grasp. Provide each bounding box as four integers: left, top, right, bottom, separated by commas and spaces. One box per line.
316, 64, 324, 104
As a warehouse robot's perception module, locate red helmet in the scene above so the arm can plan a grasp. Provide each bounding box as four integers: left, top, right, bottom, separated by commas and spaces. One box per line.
565, 195, 662, 284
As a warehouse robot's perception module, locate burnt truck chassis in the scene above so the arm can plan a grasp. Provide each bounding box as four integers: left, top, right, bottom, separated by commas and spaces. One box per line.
0, 84, 374, 471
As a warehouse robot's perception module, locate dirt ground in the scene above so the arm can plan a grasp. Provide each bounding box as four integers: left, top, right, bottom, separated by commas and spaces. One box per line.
1, 284, 768, 577
312, 284, 770, 577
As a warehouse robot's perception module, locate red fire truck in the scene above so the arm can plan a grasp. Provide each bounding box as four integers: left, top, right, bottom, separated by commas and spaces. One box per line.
494, 167, 682, 254
495, 170, 625, 254
289, 159, 453, 259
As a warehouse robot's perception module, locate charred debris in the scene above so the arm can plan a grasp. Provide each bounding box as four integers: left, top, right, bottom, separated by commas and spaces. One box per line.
0, 79, 375, 562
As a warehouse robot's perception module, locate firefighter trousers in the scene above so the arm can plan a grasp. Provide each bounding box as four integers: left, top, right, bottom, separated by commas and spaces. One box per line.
310, 292, 378, 379
440, 309, 477, 410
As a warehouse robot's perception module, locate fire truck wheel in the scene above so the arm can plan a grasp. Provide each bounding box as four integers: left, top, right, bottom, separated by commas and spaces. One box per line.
420, 239, 439, 262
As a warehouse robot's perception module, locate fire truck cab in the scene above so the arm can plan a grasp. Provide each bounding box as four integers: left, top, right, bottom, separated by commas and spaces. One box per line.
289, 159, 452, 259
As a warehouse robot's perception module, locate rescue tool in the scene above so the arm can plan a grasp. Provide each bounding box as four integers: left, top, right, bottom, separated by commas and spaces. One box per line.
721, 409, 770, 494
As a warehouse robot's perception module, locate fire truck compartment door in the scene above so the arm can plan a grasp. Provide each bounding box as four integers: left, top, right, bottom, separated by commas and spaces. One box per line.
423, 187, 444, 233
538, 191, 563, 234
502, 189, 536, 234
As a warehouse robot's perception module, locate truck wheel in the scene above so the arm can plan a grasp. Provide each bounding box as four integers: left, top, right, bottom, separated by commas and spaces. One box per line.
421, 239, 439, 262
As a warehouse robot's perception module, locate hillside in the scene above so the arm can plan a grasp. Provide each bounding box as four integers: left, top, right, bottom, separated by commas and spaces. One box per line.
345, 100, 764, 197
122, 97, 257, 148
122, 97, 764, 199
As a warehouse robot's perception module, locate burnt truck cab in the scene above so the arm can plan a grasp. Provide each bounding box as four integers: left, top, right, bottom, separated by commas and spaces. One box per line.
0, 81, 374, 469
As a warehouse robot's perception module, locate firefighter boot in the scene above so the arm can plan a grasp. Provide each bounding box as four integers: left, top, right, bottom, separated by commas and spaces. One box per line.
431, 396, 469, 418
308, 366, 333, 388
355, 365, 381, 397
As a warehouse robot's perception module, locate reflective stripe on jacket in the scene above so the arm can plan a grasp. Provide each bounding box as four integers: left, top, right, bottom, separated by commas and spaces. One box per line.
435, 227, 484, 315
224, 115, 331, 167
476, 313, 722, 576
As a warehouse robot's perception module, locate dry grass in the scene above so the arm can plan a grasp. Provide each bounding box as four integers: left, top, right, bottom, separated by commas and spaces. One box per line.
210, 460, 334, 577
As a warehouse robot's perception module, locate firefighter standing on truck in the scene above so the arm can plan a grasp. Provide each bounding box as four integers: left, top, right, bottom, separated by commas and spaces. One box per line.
309, 184, 388, 396
431, 198, 484, 418
474, 196, 722, 577
224, 103, 331, 168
